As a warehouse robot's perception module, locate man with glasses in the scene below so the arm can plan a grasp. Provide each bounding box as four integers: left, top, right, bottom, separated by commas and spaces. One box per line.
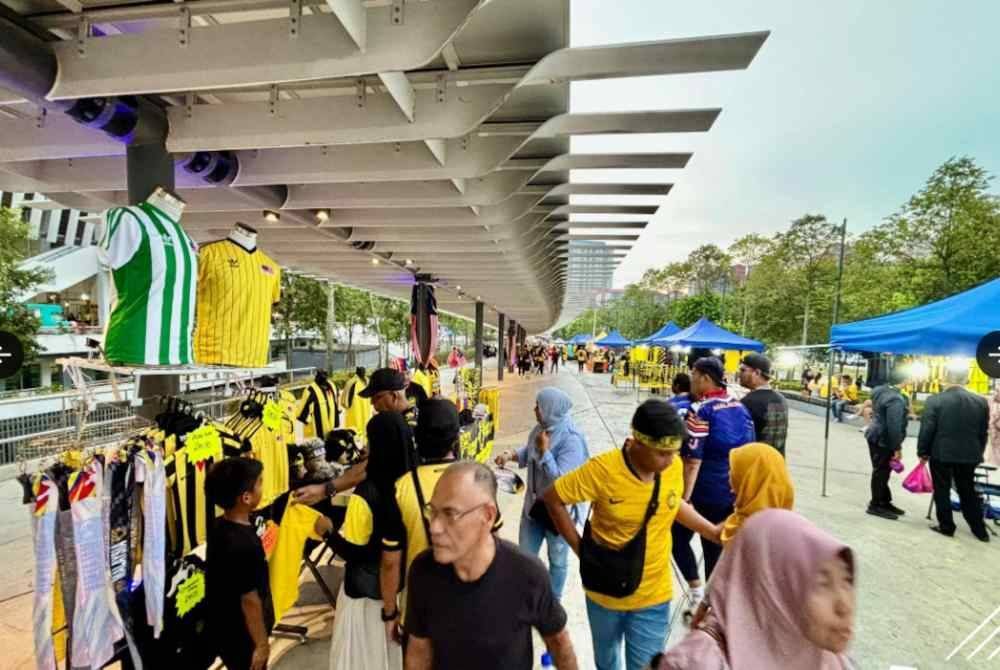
405, 461, 578, 669
379, 399, 503, 644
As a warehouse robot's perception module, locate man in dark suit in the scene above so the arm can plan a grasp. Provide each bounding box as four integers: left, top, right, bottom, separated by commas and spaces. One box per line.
917, 367, 990, 542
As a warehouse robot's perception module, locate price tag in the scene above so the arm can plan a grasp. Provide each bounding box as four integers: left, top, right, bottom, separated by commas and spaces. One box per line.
260, 520, 279, 559
185, 425, 222, 465
262, 400, 283, 431
175, 571, 205, 618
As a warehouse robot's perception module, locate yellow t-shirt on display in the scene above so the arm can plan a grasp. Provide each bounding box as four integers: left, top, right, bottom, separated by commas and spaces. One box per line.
194, 240, 281, 367
268, 502, 323, 621
554, 448, 683, 611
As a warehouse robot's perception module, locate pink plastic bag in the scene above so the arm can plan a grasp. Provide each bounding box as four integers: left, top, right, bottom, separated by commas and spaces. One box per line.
902, 461, 933, 493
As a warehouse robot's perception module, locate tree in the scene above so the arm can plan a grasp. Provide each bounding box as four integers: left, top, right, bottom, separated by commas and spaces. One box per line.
272, 274, 328, 363
774, 214, 841, 344
687, 244, 733, 295
0, 207, 53, 363
368, 294, 409, 365
865, 156, 1000, 303
728, 233, 774, 335
334, 285, 374, 368
603, 285, 671, 340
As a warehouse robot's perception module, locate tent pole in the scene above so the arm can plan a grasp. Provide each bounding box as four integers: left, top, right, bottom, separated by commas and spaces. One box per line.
821, 219, 848, 497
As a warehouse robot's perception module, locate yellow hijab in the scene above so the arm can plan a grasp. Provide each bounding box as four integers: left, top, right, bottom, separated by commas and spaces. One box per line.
721, 442, 795, 546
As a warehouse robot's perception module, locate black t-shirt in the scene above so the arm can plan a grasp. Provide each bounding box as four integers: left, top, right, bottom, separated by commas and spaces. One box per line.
740, 388, 789, 455
405, 539, 566, 670
206, 518, 275, 652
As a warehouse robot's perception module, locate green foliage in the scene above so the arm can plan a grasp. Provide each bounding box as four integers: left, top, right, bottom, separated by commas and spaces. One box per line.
625, 156, 1000, 350
0, 207, 52, 362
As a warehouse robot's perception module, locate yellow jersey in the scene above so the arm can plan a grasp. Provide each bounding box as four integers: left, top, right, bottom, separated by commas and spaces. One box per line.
194, 240, 281, 367
555, 448, 683, 611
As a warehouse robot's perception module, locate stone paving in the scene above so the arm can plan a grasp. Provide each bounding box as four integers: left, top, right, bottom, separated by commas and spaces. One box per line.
1, 365, 997, 669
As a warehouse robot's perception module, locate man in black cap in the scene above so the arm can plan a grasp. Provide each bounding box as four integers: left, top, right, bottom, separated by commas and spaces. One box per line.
738, 353, 789, 457
543, 399, 721, 670
291, 368, 410, 507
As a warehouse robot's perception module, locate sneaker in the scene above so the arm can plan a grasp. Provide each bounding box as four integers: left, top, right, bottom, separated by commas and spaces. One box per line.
866, 505, 898, 520
885, 503, 906, 516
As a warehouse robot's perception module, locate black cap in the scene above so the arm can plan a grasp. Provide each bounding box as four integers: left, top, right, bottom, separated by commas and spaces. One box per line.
692, 357, 727, 387
358, 368, 407, 398
415, 398, 460, 454
741, 353, 772, 379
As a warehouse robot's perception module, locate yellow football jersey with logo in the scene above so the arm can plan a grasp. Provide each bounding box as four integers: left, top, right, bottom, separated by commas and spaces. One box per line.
194, 240, 281, 367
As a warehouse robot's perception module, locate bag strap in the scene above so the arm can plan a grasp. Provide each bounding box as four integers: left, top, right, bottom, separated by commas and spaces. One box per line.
640, 472, 661, 530
411, 466, 433, 544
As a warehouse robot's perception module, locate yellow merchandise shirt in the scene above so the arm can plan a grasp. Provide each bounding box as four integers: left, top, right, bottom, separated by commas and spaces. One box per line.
845, 386, 859, 402
340, 374, 373, 439
554, 448, 683, 611
340, 494, 375, 546
268, 501, 322, 621
194, 240, 281, 367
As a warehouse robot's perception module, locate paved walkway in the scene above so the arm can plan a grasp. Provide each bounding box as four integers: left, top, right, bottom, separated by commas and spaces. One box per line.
1, 366, 997, 668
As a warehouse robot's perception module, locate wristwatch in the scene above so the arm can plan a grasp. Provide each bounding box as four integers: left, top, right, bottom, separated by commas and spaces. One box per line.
324, 480, 338, 498
381, 607, 400, 622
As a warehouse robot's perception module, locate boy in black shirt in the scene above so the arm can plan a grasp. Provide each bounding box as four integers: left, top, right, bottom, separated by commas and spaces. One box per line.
205, 459, 274, 670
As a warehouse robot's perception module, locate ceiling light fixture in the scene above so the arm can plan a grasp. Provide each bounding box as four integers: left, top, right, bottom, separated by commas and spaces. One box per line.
315, 209, 330, 223
404, 258, 414, 266
371, 258, 380, 266
263, 209, 280, 223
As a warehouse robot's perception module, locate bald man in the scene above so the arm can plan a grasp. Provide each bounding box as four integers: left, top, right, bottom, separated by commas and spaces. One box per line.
404, 462, 578, 670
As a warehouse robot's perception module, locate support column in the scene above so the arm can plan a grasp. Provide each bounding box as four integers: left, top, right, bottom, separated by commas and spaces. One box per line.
325, 281, 336, 371
474, 301, 484, 380
129, 121, 178, 416
39, 359, 53, 387
497, 313, 506, 382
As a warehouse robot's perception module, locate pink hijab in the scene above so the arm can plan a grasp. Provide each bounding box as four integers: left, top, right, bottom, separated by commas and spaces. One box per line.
659, 509, 855, 670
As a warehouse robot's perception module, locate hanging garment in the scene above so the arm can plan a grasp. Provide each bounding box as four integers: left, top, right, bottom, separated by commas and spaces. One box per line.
194, 239, 281, 367
29, 473, 59, 670
262, 494, 324, 621
69, 463, 127, 669
297, 379, 340, 439
54, 507, 76, 666
135, 555, 215, 670
106, 457, 136, 636
99, 202, 199, 365
138, 450, 167, 638
341, 374, 373, 438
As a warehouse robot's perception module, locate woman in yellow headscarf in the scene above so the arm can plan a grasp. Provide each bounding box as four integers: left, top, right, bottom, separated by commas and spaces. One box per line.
721, 442, 795, 545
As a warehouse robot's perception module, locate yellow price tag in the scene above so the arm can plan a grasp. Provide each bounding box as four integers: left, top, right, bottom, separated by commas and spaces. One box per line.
185, 425, 222, 464
176, 571, 205, 618
262, 400, 282, 431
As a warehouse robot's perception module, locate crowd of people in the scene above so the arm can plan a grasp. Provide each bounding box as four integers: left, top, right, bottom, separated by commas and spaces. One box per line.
198, 347, 1000, 670
515, 344, 568, 376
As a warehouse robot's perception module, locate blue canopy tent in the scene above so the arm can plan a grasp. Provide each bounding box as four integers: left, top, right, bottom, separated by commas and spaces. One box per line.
830, 278, 1000, 356
595, 330, 632, 348
569, 333, 592, 345
637, 321, 682, 345
661, 317, 765, 352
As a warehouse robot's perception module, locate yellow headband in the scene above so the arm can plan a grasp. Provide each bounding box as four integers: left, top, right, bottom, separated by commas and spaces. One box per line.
632, 429, 683, 452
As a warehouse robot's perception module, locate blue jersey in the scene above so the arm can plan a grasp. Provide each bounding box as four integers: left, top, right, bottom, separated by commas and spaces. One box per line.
683, 390, 756, 507
668, 393, 693, 418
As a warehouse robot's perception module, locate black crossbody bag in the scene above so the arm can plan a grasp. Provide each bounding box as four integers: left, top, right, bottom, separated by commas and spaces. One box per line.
579, 463, 660, 598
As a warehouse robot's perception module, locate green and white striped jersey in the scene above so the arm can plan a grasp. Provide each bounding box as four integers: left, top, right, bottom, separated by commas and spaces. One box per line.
99, 203, 198, 365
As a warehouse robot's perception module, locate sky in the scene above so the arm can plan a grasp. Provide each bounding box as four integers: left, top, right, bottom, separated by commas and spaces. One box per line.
567, 1, 1000, 287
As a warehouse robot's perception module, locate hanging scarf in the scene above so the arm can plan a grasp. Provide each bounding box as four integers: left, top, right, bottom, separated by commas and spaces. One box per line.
29, 473, 59, 670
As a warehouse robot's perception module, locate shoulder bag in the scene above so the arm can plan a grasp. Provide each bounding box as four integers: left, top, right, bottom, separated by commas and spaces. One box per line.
578, 464, 660, 598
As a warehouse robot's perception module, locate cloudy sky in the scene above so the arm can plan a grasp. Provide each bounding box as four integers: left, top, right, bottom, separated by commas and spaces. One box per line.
567, 1, 1000, 287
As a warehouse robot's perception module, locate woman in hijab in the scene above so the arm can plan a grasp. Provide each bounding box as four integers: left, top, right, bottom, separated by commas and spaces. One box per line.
654, 509, 856, 670
328, 412, 412, 670
988, 386, 1000, 466
495, 387, 589, 599
721, 442, 795, 545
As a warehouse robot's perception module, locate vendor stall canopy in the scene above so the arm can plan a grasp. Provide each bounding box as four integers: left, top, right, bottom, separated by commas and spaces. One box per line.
662, 317, 764, 352
637, 320, 682, 345
595, 329, 631, 348
0, 0, 768, 334
830, 278, 1000, 356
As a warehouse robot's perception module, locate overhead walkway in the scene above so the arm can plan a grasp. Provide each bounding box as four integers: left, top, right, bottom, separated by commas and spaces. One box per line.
0, 0, 768, 334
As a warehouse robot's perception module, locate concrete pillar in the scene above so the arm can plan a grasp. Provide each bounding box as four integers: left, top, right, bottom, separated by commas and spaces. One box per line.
39, 359, 53, 387
474, 301, 484, 380
128, 133, 179, 416
497, 313, 506, 382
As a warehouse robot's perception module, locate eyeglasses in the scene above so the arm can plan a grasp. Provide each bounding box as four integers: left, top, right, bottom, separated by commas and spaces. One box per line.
422, 502, 490, 526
